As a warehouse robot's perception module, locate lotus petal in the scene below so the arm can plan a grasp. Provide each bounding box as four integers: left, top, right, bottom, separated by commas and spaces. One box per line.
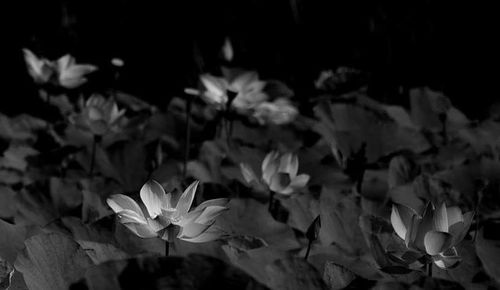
446, 206, 463, 227
107, 194, 144, 219
433, 203, 449, 232
140, 180, 169, 219
175, 181, 199, 216
391, 203, 416, 241
424, 231, 453, 255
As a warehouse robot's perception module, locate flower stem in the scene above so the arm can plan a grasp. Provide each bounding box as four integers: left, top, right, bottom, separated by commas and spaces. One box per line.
183, 94, 192, 180
427, 263, 432, 277
304, 238, 313, 260
165, 240, 170, 256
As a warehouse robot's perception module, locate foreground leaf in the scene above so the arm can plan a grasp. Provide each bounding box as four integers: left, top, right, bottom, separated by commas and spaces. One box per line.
265, 257, 327, 290
15, 233, 93, 290
72, 254, 267, 290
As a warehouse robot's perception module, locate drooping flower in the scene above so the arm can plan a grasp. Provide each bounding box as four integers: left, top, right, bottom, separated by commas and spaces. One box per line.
252, 98, 298, 125
71, 95, 126, 136
107, 180, 229, 243
240, 151, 309, 195
22, 49, 97, 89
391, 202, 474, 269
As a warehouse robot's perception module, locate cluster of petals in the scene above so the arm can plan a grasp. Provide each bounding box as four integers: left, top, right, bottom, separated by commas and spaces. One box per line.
200, 71, 298, 125
72, 95, 126, 136
23, 49, 97, 89
240, 151, 309, 195
391, 202, 474, 269
107, 180, 229, 243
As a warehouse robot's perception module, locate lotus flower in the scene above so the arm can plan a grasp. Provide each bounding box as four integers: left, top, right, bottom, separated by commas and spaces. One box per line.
22, 48, 97, 89
56, 54, 98, 89
240, 151, 309, 195
22, 49, 53, 84
200, 71, 267, 112
72, 95, 126, 136
107, 180, 229, 243
391, 202, 474, 269
252, 98, 298, 125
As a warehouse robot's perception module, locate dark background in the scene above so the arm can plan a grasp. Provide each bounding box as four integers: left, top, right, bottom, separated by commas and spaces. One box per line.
5, 0, 493, 118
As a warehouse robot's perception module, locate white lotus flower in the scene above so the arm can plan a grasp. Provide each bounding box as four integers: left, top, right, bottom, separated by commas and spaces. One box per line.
391, 202, 474, 269
56, 54, 98, 89
72, 95, 126, 136
199, 71, 267, 112
107, 180, 229, 243
22, 49, 53, 84
22, 48, 97, 89
240, 151, 309, 195
253, 98, 298, 125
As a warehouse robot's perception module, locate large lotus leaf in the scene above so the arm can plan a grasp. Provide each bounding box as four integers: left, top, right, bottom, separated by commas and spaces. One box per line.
49, 177, 82, 215
14, 188, 58, 227
14, 233, 93, 290
113, 222, 164, 256
279, 193, 320, 233
71, 254, 268, 290
314, 101, 429, 163
409, 87, 469, 133
434, 240, 479, 285
0, 220, 27, 264
476, 227, 500, 285
299, 142, 350, 188
169, 238, 227, 261
265, 257, 328, 290
458, 120, 500, 157
318, 186, 368, 255
78, 241, 129, 265
79, 179, 114, 224
323, 261, 356, 290
107, 141, 149, 191
0, 186, 16, 219
434, 159, 500, 213
217, 198, 300, 250
308, 244, 381, 281
222, 245, 288, 286
0, 145, 38, 172
0, 114, 46, 141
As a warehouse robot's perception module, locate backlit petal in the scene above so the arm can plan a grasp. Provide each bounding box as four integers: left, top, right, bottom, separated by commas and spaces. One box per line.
391, 203, 416, 241
177, 222, 211, 239
262, 151, 280, 184
433, 203, 449, 232
175, 181, 199, 216
107, 194, 144, 217
116, 209, 148, 224
140, 180, 169, 219
278, 153, 299, 177
179, 225, 226, 243
122, 223, 158, 239
194, 206, 228, 224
